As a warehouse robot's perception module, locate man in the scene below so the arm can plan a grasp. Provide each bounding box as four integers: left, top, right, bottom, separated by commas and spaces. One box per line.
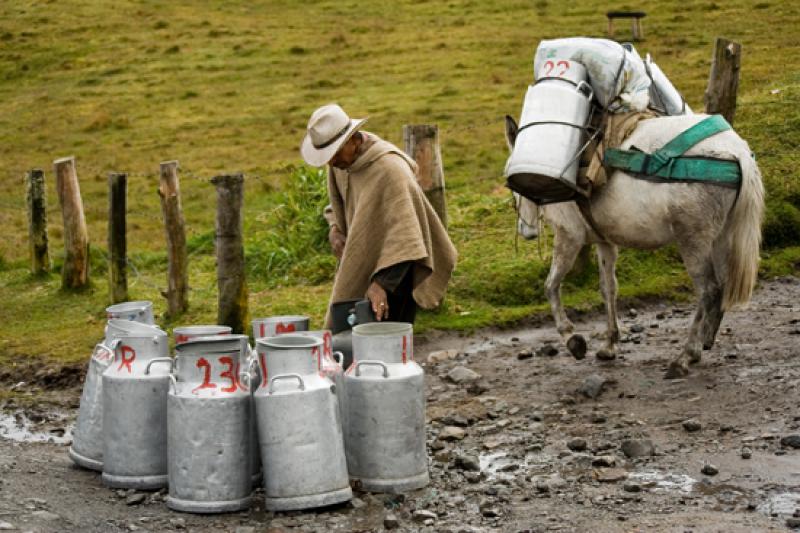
300, 103, 457, 324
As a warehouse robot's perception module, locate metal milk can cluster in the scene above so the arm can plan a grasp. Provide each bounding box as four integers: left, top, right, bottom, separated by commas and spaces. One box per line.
505, 58, 594, 203
69, 301, 155, 471
342, 322, 429, 493
101, 320, 172, 489
167, 335, 253, 513
252, 335, 352, 511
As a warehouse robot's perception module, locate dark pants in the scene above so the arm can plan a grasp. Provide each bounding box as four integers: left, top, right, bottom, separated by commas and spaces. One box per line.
386, 266, 417, 324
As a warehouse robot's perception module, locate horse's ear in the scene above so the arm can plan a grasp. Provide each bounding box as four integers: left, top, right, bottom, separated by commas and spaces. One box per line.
504, 115, 518, 150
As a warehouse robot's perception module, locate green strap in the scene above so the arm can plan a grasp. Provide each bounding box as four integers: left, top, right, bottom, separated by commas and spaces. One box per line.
603, 149, 741, 184
603, 114, 740, 183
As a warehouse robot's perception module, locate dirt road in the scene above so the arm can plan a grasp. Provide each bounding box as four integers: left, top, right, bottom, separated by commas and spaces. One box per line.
1, 277, 799, 532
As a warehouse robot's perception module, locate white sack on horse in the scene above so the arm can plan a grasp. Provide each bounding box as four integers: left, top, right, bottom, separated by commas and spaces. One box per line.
534, 37, 651, 112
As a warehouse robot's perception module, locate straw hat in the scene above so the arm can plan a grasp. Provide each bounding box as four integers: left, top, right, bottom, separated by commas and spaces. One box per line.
300, 104, 368, 167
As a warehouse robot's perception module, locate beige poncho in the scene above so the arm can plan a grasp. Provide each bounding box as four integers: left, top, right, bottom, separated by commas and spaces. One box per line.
326, 133, 457, 325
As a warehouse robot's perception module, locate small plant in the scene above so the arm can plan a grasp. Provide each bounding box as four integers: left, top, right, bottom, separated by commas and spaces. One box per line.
247, 166, 332, 285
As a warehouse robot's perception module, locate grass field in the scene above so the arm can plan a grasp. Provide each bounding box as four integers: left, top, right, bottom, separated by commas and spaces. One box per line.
1, 0, 799, 367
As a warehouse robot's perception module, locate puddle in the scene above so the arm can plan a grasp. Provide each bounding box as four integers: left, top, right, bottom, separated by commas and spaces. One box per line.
757, 491, 800, 517
628, 470, 697, 493
479, 450, 552, 480
480, 451, 514, 478
0, 411, 73, 444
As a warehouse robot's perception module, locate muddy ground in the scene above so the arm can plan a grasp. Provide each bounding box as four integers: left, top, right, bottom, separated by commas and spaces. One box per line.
1, 277, 799, 533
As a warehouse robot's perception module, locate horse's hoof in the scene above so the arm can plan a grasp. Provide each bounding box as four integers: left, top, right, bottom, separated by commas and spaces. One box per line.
702, 340, 714, 351
664, 363, 689, 379
689, 352, 702, 364
567, 334, 587, 360
596, 349, 616, 361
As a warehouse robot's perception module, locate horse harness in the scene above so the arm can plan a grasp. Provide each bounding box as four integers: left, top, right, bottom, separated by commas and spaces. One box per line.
575, 114, 743, 242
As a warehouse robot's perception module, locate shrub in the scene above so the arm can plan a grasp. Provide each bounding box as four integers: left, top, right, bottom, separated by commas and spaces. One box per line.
247, 166, 331, 285
762, 199, 800, 249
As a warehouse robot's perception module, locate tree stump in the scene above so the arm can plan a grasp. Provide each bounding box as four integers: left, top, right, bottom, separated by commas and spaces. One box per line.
26, 169, 50, 275
54, 156, 89, 289
704, 37, 741, 125
403, 124, 448, 228
108, 172, 128, 303
159, 160, 189, 316
212, 174, 248, 334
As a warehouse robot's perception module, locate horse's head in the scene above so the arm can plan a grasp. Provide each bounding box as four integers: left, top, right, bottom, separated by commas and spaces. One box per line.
505, 115, 539, 240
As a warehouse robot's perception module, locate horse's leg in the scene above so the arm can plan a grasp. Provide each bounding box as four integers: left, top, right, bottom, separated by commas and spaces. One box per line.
702, 237, 730, 349
545, 228, 583, 338
701, 282, 724, 350
595, 242, 620, 360
666, 246, 717, 378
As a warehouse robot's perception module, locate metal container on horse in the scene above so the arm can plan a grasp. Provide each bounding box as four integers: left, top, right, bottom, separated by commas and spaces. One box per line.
69, 318, 151, 471
251, 315, 309, 340
173, 325, 232, 345
505, 58, 594, 204
105, 300, 155, 325
101, 321, 172, 490
252, 335, 351, 511
342, 322, 428, 493
166, 334, 253, 513
645, 54, 691, 116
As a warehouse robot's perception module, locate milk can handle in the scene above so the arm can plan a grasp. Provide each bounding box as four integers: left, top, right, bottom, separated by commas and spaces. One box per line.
144, 358, 174, 375
332, 351, 345, 368
268, 373, 305, 394
168, 375, 178, 393
575, 80, 594, 101
93, 338, 119, 360
354, 360, 389, 378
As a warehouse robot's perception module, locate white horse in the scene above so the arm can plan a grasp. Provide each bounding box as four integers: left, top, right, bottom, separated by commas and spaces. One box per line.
505, 113, 764, 378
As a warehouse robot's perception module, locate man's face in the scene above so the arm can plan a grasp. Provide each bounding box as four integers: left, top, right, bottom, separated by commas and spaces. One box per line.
329, 133, 361, 169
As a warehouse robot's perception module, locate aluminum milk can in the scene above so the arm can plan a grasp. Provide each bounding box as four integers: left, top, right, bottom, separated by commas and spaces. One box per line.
69, 314, 153, 471
283, 329, 344, 385
69, 337, 118, 470
251, 315, 309, 340
105, 300, 155, 324
253, 335, 352, 511
505, 58, 594, 204
167, 335, 253, 513
178, 324, 266, 487
173, 325, 232, 345
101, 321, 172, 489
645, 54, 691, 116
342, 322, 429, 493
330, 299, 376, 370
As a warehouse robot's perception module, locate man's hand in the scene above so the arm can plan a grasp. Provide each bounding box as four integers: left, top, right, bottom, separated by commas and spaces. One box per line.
329, 225, 346, 259
366, 281, 389, 321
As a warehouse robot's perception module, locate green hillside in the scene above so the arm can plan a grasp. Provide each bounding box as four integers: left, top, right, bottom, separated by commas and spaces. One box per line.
1, 0, 799, 366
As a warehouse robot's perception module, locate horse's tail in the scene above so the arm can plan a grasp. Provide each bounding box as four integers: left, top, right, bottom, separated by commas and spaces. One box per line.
722, 147, 764, 310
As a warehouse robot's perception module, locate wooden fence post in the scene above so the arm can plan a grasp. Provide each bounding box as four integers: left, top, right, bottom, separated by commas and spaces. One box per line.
26, 169, 50, 275
212, 173, 248, 334
108, 172, 128, 303
403, 124, 448, 228
54, 156, 89, 289
158, 161, 189, 316
704, 37, 741, 125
